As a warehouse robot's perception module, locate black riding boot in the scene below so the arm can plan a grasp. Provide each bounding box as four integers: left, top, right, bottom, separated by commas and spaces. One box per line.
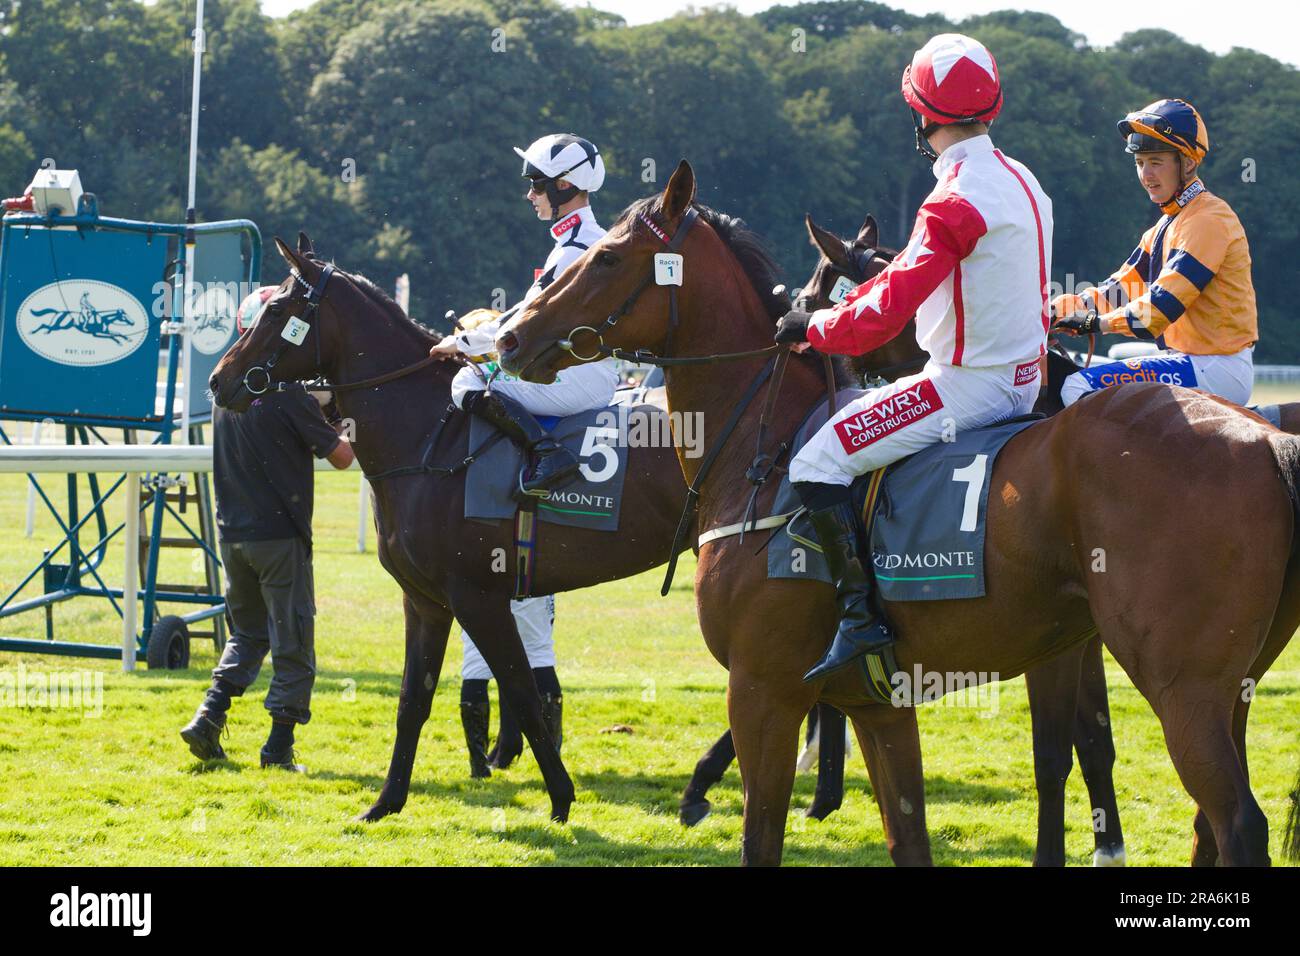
460, 681, 492, 779
796, 483, 893, 683
462, 390, 579, 497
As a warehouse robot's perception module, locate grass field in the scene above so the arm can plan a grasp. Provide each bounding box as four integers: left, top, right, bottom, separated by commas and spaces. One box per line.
2, 399, 1300, 865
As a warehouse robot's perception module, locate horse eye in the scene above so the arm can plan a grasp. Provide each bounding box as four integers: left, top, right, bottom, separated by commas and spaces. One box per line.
268, 303, 284, 316
596, 251, 619, 268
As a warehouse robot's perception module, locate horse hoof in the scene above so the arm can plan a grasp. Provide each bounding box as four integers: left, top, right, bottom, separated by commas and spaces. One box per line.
357, 802, 400, 823
1093, 845, 1126, 867
805, 801, 841, 821
550, 803, 572, 824
679, 799, 711, 827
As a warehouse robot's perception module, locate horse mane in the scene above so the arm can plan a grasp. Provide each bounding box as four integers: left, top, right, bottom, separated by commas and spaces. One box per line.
617, 196, 852, 388
346, 270, 438, 346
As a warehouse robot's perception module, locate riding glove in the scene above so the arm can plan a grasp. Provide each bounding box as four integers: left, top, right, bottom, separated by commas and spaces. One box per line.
775, 309, 813, 344
1052, 309, 1103, 336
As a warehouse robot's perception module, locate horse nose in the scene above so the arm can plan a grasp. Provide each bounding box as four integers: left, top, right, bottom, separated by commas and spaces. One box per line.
208, 372, 220, 394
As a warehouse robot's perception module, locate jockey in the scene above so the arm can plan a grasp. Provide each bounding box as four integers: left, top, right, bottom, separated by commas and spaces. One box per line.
429, 133, 621, 496
1052, 100, 1256, 406
774, 34, 1052, 683
447, 310, 567, 775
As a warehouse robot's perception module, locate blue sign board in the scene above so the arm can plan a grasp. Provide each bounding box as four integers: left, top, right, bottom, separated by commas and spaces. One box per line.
0, 223, 168, 421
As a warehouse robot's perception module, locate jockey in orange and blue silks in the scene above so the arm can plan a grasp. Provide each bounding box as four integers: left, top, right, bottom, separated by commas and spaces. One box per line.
1052, 99, 1258, 406
772, 34, 1052, 685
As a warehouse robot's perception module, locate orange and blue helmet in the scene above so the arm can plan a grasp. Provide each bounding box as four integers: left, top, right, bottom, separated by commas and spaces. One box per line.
1118, 99, 1208, 164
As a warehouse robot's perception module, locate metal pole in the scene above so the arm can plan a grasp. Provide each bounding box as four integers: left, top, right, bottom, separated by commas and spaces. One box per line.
122, 473, 140, 671
24, 420, 42, 537
179, 0, 206, 445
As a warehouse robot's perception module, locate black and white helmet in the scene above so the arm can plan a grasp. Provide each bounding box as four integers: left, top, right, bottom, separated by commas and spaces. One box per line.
514, 134, 605, 218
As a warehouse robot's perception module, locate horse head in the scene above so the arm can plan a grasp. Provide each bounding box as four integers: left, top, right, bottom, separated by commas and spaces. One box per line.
499, 160, 777, 381
211, 232, 444, 412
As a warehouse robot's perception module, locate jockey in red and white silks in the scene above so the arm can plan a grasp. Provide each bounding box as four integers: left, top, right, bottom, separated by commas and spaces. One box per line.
790, 128, 1051, 484
773, 33, 1053, 686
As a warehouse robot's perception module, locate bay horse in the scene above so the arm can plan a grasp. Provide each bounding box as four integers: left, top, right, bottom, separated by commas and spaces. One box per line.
682, 212, 1126, 866
499, 160, 1300, 866
208, 235, 693, 823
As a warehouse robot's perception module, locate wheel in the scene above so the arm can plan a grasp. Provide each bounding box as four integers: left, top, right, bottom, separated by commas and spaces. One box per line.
147, 615, 191, 670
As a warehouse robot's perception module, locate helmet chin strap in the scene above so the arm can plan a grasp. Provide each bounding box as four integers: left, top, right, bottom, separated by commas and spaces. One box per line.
543, 177, 581, 220
912, 109, 939, 162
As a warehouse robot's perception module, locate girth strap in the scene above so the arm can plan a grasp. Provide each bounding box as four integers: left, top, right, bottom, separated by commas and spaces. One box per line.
660, 354, 777, 596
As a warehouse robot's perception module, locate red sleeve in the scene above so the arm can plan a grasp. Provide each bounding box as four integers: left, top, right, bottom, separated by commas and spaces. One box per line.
807, 185, 988, 355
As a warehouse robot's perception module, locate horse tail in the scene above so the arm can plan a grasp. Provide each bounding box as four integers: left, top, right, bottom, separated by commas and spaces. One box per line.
1267, 432, 1300, 860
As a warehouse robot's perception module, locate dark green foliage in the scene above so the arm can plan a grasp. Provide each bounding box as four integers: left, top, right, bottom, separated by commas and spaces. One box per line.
0, 0, 1293, 351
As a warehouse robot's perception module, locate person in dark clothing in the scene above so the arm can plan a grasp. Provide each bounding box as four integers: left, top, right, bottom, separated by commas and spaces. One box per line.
181, 286, 354, 770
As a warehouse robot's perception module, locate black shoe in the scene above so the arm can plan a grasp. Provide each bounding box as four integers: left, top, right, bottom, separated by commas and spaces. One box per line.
802, 498, 894, 683
460, 700, 492, 779
260, 746, 305, 773
463, 390, 579, 497
180, 711, 227, 761
540, 691, 563, 753
519, 438, 581, 497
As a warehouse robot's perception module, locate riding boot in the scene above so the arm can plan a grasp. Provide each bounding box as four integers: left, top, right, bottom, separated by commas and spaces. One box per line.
462, 390, 579, 496
540, 691, 563, 753
798, 490, 894, 683
460, 700, 492, 779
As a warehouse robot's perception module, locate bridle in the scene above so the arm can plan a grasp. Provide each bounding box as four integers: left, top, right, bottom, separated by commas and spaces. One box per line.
238, 261, 438, 397
520, 206, 781, 376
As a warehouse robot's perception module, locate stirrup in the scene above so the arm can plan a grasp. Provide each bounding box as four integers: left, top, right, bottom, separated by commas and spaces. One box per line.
517, 467, 553, 499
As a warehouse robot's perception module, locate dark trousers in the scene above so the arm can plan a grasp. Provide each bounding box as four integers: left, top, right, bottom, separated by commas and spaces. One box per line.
212, 537, 316, 724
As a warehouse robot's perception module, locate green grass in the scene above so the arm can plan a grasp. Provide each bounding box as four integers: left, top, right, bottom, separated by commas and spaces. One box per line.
1, 454, 1299, 865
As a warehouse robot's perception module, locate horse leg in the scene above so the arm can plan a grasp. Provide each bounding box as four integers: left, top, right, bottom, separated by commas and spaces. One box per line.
1104, 613, 1271, 866
679, 728, 736, 826
728, 668, 812, 866
807, 704, 846, 820
360, 594, 453, 821
1191, 563, 1300, 865
1023, 644, 1083, 866
1072, 634, 1125, 866
843, 703, 932, 866
450, 590, 575, 823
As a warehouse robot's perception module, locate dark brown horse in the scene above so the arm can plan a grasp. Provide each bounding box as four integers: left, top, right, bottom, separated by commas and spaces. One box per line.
209, 235, 692, 823
680, 213, 1125, 865
500, 160, 1300, 866
207, 235, 857, 824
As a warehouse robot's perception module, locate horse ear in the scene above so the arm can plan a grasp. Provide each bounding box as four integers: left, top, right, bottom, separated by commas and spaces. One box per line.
661, 160, 696, 221
857, 214, 879, 249
805, 213, 853, 271
297, 231, 315, 257
274, 236, 312, 275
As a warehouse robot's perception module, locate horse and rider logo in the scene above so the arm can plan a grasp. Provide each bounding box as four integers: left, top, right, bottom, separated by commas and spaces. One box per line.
15, 279, 237, 365
16, 280, 149, 366
191, 285, 237, 356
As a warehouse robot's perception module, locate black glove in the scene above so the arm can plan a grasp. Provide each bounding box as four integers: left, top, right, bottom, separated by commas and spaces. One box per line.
774, 309, 812, 344
1052, 309, 1103, 336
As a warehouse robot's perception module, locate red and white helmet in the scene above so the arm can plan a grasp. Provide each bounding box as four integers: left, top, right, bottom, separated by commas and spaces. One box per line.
236, 285, 278, 335
901, 33, 1003, 127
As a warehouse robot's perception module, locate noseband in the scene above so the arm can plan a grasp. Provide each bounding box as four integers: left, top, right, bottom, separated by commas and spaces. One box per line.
241, 263, 335, 396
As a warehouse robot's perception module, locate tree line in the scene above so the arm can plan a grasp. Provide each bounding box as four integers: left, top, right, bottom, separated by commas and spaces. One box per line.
1, 0, 1296, 358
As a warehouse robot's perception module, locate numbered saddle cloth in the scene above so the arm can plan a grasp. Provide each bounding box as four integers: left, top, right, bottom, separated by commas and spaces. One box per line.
768, 395, 1040, 601
463, 403, 649, 531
